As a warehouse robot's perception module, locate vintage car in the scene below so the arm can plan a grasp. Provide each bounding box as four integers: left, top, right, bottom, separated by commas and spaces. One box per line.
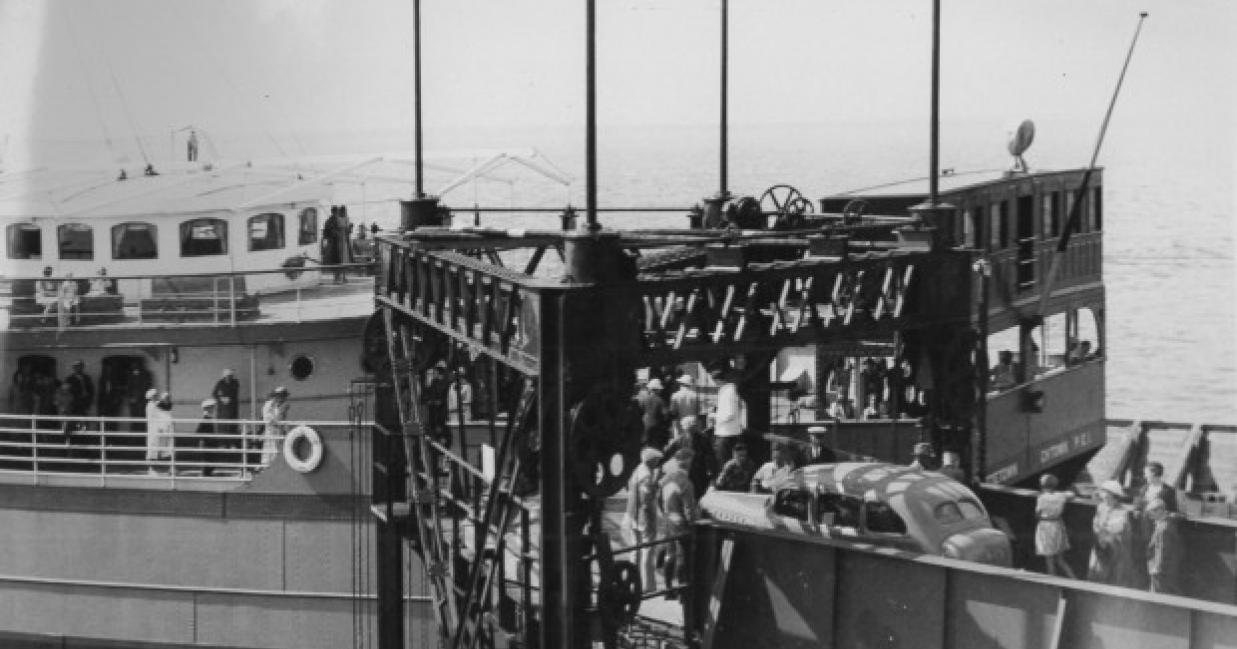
699, 462, 1012, 566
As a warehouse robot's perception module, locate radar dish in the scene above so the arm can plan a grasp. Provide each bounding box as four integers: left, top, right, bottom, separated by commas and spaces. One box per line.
1007, 119, 1036, 157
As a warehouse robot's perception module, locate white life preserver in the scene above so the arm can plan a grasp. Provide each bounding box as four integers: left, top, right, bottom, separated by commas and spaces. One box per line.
283, 425, 324, 473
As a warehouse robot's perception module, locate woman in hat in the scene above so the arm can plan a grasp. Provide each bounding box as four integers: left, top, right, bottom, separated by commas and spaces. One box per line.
261, 387, 291, 466
1088, 480, 1138, 587
145, 390, 175, 474
1035, 474, 1077, 578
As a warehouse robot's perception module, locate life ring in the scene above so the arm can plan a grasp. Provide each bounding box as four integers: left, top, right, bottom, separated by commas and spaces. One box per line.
283, 425, 324, 473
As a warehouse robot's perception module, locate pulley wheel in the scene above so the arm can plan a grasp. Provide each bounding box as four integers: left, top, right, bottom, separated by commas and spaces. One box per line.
759, 184, 807, 229
599, 560, 642, 623
569, 392, 643, 499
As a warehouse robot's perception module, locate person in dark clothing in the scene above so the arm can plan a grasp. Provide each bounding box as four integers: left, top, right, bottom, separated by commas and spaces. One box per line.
64, 360, 94, 417
662, 417, 717, 497
803, 425, 837, 465
714, 443, 756, 492
196, 399, 220, 476
424, 364, 451, 446
636, 378, 670, 449
124, 366, 152, 432
211, 368, 241, 435
1134, 461, 1179, 514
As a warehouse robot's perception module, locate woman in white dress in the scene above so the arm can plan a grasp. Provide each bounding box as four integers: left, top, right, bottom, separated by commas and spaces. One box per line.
145, 390, 175, 473
261, 386, 290, 465
1035, 474, 1077, 578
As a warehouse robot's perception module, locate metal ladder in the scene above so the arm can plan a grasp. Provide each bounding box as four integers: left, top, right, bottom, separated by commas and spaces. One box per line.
450, 382, 538, 649
381, 308, 458, 641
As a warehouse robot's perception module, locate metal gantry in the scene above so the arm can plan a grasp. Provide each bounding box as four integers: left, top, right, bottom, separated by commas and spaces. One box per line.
368, 195, 976, 649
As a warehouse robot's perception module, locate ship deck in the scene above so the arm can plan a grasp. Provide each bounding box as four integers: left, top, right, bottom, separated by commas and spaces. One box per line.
0, 273, 374, 334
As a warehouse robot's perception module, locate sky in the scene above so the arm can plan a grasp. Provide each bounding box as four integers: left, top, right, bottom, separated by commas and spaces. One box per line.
0, 0, 1233, 165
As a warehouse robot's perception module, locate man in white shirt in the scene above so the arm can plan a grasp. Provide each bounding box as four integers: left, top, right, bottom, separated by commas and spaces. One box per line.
710, 367, 744, 468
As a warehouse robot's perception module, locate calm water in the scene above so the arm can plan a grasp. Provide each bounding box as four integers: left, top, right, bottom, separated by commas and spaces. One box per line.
17, 119, 1237, 423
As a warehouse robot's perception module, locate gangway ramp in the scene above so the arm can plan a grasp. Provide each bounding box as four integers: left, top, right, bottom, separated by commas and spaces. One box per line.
689, 521, 1237, 649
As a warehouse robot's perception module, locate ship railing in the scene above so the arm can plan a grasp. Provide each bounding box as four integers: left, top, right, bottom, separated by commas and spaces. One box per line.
0, 412, 330, 484
0, 262, 376, 331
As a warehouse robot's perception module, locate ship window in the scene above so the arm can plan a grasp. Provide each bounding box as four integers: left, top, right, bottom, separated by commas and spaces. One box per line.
112, 223, 158, 259
990, 202, 1009, 249
298, 207, 318, 245
773, 488, 812, 522
7, 224, 42, 260
248, 213, 285, 251
1042, 313, 1068, 370
935, 499, 986, 525
290, 354, 315, 381
1042, 192, 1059, 239
863, 500, 908, 535
57, 224, 93, 260
1070, 306, 1102, 363
180, 218, 228, 257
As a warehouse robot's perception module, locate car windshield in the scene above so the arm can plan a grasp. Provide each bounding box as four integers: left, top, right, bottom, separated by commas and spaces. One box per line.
934, 499, 987, 525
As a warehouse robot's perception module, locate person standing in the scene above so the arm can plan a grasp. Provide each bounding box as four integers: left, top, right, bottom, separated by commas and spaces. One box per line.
124, 366, 152, 433
211, 368, 240, 437
64, 360, 94, 418
9, 361, 36, 415
187, 130, 199, 162
447, 367, 474, 422
1035, 474, 1077, 578
714, 442, 756, 492
658, 447, 697, 594
1134, 461, 1178, 514
668, 374, 702, 437
663, 417, 716, 497
146, 390, 175, 474
636, 378, 670, 449
803, 425, 837, 465
1088, 480, 1138, 588
623, 447, 664, 592
711, 367, 745, 468
35, 266, 58, 324
56, 273, 80, 328
1144, 499, 1181, 594
196, 399, 220, 476
261, 387, 290, 466
424, 365, 450, 446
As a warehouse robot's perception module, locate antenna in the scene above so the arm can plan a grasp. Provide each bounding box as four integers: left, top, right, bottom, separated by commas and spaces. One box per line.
1035, 11, 1149, 319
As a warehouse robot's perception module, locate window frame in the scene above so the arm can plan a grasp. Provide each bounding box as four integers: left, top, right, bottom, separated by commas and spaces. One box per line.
248, 212, 286, 252
111, 222, 159, 260
57, 223, 94, 260
6, 223, 43, 260
179, 218, 229, 257
297, 207, 319, 245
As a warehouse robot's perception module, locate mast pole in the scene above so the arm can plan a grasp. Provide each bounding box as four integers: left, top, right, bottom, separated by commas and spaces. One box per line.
928, 0, 940, 205
720, 0, 728, 197
414, 0, 424, 198
585, 0, 598, 231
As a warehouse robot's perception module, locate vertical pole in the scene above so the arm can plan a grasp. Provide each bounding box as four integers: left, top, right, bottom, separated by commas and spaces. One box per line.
928, 0, 941, 205
374, 379, 406, 649
537, 290, 576, 649
414, 0, 425, 198
719, 0, 729, 197
585, 0, 598, 231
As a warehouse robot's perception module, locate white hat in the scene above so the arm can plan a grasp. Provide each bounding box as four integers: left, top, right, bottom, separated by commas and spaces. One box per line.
640, 447, 664, 463
646, 378, 664, 391
1098, 480, 1126, 498
201, 398, 218, 408
807, 425, 829, 436
145, 388, 158, 400
677, 374, 694, 386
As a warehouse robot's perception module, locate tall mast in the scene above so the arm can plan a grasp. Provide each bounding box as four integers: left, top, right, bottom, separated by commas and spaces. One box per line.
585, 0, 598, 230
719, 0, 729, 197
928, 0, 941, 205
413, 0, 424, 198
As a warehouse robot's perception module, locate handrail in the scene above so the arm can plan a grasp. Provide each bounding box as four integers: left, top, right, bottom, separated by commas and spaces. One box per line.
0, 413, 345, 483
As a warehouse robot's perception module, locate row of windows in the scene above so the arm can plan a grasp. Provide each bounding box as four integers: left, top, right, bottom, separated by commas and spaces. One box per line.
959, 187, 1102, 250
6, 208, 319, 261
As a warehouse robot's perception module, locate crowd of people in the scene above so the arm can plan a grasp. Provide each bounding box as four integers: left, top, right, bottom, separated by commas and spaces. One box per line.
1036, 462, 1184, 594
6, 360, 291, 476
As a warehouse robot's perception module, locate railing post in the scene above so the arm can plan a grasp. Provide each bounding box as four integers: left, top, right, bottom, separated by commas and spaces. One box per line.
229, 275, 237, 326
30, 418, 39, 478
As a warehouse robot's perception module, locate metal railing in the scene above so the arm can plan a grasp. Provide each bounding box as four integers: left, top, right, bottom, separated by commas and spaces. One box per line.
0, 413, 312, 483
1, 262, 376, 331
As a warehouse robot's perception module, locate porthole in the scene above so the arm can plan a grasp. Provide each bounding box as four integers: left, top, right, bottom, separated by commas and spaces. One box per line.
290, 355, 315, 381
